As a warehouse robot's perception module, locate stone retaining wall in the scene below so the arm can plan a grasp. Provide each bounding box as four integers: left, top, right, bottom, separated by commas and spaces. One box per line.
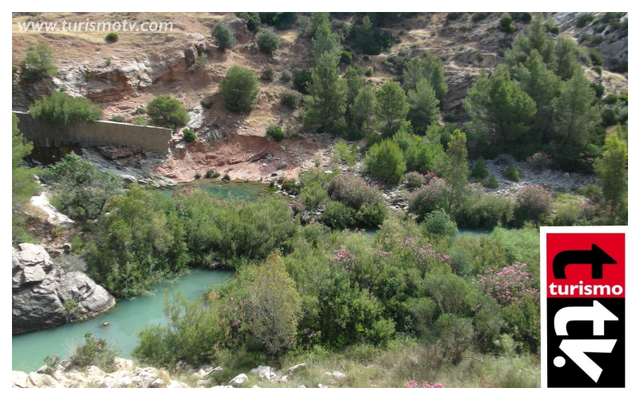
13, 111, 171, 154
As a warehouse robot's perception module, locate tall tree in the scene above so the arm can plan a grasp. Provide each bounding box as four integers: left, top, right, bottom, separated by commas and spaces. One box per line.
434, 129, 470, 199
407, 78, 440, 134
515, 50, 561, 144
304, 52, 347, 133
505, 19, 555, 68
310, 20, 340, 66
463, 65, 536, 149
306, 12, 330, 38
248, 253, 302, 354
551, 66, 601, 146
376, 82, 410, 138
554, 36, 579, 80
594, 128, 627, 213
350, 84, 377, 133
12, 113, 41, 242
344, 67, 364, 108
402, 54, 448, 103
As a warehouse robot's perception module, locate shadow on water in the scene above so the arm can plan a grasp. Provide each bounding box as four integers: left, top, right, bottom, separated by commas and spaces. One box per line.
12, 269, 232, 372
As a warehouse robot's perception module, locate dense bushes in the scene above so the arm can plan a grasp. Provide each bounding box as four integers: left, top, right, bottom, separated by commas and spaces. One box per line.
41, 152, 123, 221
324, 174, 387, 228
365, 139, 406, 183
30, 91, 102, 126
515, 184, 552, 224
408, 177, 454, 220
183, 128, 196, 143
146, 95, 190, 130
219, 66, 260, 112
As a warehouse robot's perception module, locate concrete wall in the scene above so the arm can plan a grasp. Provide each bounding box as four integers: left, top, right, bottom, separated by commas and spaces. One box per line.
13, 111, 171, 154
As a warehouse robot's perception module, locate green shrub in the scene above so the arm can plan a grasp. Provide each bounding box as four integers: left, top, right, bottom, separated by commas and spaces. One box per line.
447, 12, 465, 21
455, 192, 514, 229
485, 174, 499, 189
109, 115, 126, 123
364, 67, 373, 77
260, 65, 275, 81
71, 333, 120, 372
219, 66, 260, 112
40, 152, 123, 222
280, 90, 301, 109
131, 116, 148, 126
589, 49, 604, 66
205, 169, 220, 179
421, 209, 458, 244
471, 156, 488, 179
549, 26, 560, 35
472, 12, 489, 23
293, 70, 312, 94
405, 171, 427, 190
266, 125, 284, 141
183, 128, 196, 142
30, 91, 102, 127
280, 72, 292, 83
323, 201, 355, 229
147, 95, 189, 130
499, 13, 516, 33
590, 83, 605, 99
105, 32, 119, 43
256, 29, 281, 55
340, 50, 352, 65
332, 141, 358, 166
135, 107, 146, 114
281, 178, 299, 194
504, 164, 520, 182
325, 174, 386, 227
601, 109, 617, 126
238, 12, 261, 32
577, 13, 595, 28
194, 172, 202, 179
527, 152, 551, 172
212, 23, 236, 50
20, 43, 58, 83
200, 98, 213, 109
365, 139, 406, 183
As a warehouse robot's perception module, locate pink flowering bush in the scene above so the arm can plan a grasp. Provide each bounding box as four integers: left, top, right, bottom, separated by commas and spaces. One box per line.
70, 333, 120, 371
408, 177, 454, 221
325, 174, 384, 210
290, 199, 305, 215
477, 262, 539, 306
403, 237, 451, 274
405, 380, 446, 388
515, 184, 552, 223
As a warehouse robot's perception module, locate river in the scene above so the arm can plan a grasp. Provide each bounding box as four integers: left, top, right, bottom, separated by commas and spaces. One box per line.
12, 268, 232, 372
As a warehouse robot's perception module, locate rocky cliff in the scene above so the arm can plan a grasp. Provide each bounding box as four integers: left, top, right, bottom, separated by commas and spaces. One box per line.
12, 243, 116, 335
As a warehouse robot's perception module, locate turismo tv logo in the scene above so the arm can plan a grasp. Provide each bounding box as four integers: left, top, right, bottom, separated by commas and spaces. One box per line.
546, 233, 625, 388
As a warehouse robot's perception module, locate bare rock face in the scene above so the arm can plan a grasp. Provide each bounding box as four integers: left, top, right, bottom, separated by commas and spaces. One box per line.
12, 244, 116, 335
226, 18, 252, 44
29, 194, 75, 228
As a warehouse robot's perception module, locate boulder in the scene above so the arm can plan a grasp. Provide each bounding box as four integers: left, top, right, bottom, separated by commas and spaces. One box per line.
12, 245, 116, 334
12, 371, 30, 388
227, 18, 252, 43
229, 373, 248, 387
250, 365, 276, 381
288, 363, 307, 375
149, 378, 167, 388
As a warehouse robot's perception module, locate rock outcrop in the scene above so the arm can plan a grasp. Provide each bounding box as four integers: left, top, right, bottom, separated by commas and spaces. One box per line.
12, 243, 116, 335
29, 193, 75, 228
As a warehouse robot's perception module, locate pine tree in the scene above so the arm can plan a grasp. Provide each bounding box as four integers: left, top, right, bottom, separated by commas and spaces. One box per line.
554, 37, 579, 80
310, 20, 340, 66
552, 66, 601, 146
344, 67, 364, 108
407, 78, 440, 134
350, 85, 377, 133
505, 19, 555, 68
463, 65, 536, 149
402, 54, 448, 103
306, 12, 330, 38
434, 129, 470, 199
304, 52, 347, 133
515, 49, 561, 144
376, 81, 410, 138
